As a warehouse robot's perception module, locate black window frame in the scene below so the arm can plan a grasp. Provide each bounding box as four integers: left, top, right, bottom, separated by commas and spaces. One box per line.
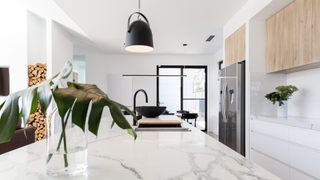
156, 65, 208, 132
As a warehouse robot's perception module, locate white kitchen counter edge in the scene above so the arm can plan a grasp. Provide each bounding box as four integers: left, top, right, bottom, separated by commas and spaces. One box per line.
250, 115, 320, 132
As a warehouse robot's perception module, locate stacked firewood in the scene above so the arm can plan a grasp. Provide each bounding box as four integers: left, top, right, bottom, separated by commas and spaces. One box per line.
28, 63, 47, 86
29, 104, 46, 141
28, 63, 47, 141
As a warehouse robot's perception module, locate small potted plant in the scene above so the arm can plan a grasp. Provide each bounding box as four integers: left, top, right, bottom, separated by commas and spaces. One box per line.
265, 85, 299, 117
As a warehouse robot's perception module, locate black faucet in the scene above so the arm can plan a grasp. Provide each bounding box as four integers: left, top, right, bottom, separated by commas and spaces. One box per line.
133, 89, 148, 126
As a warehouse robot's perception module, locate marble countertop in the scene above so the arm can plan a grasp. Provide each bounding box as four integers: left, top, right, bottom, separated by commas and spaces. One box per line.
250, 115, 320, 131
0, 116, 280, 180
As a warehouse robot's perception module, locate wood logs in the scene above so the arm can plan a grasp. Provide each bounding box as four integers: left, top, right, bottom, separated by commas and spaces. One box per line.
28, 63, 47, 141
28, 63, 47, 87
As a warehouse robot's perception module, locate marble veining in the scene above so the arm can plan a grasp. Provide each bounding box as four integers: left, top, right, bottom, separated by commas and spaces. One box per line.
0, 116, 280, 180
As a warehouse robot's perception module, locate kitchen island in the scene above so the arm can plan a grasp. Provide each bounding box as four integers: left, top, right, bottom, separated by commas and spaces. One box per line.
0, 116, 280, 180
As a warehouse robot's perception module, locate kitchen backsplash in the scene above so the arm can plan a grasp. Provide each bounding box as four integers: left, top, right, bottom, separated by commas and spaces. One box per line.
250, 72, 286, 116
287, 67, 320, 119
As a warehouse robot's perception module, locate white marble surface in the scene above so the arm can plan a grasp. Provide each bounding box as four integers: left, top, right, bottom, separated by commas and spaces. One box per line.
250, 114, 320, 131
0, 116, 280, 180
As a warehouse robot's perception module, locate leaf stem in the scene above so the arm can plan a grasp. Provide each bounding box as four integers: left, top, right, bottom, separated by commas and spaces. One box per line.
60, 108, 72, 168
47, 108, 72, 167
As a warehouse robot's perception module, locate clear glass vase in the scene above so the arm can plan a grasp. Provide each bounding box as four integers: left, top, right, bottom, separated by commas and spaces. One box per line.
46, 107, 88, 177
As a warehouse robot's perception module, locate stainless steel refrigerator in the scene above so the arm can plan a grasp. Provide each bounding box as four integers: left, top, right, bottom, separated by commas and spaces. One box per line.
219, 61, 245, 156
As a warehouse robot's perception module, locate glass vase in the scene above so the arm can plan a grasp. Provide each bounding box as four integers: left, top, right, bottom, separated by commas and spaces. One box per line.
46, 107, 88, 177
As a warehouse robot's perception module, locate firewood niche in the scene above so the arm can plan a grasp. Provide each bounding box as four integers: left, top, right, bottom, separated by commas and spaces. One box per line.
28, 63, 47, 141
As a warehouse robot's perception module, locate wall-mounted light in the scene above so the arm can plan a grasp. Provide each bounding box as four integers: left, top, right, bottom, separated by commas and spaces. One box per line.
125, 0, 153, 53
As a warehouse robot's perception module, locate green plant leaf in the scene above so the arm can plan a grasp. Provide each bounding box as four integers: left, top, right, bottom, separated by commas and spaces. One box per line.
38, 81, 53, 118
113, 101, 137, 122
111, 121, 115, 128
52, 82, 137, 139
0, 101, 5, 110
0, 61, 72, 143
0, 95, 20, 143
265, 85, 299, 107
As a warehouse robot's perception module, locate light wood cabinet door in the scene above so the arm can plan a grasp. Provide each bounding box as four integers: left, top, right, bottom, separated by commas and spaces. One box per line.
266, 10, 285, 72
296, 0, 312, 66
312, 0, 320, 63
266, 16, 275, 73
232, 32, 239, 65
224, 24, 246, 67
225, 36, 231, 66
265, 0, 320, 73
238, 25, 246, 62
284, 2, 297, 69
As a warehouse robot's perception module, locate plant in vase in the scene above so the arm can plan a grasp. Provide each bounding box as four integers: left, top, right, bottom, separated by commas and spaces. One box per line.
265, 85, 299, 117
0, 61, 137, 177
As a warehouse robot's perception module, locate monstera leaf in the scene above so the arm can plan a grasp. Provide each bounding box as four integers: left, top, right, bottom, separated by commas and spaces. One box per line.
52, 82, 137, 139
0, 61, 72, 143
0, 61, 138, 144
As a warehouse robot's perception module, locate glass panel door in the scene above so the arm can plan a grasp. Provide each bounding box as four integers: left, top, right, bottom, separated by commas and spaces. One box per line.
158, 68, 181, 113
183, 68, 206, 130
157, 66, 207, 131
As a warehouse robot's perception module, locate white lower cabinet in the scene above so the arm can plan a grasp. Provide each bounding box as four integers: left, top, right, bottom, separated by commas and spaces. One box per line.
290, 168, 315, 180
289, 127, 320, 150
289, 144, 320, 178
251, 132, 289, 164
251, 120, 289, 140
251, 149, 290, 180
250, 119, 320, 180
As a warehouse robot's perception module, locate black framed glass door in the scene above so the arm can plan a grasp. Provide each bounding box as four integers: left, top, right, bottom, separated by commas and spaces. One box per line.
156, 65, 207, 131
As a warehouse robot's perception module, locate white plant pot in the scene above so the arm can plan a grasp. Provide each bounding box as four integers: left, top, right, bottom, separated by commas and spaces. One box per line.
277, 101, 287, 118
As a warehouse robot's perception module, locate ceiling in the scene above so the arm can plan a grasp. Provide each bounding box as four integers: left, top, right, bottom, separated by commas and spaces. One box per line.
53, 0, 249, 55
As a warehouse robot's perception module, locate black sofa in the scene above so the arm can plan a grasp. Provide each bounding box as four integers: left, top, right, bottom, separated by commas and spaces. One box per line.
0, 119, 35, 155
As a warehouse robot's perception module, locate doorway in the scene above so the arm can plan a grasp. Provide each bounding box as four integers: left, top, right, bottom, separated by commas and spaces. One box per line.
156, 65, 207, 131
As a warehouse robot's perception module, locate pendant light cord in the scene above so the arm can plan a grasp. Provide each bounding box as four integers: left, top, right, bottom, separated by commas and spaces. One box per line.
137, 0, 141, 20
183, 44, 187, 69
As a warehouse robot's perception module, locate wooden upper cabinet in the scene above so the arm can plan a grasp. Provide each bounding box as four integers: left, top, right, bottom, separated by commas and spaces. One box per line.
312, 0, 320, 63
296, 0, 312, 66
225, 37, 231, 66
266, 15, 274, 73
225, 24, 246, 67
266, 10, 285, 73
266, 0, 320, 73
238, 25, 246, 62
284, 1, 296, 69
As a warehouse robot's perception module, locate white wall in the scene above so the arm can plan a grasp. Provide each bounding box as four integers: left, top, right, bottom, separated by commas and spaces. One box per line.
210, 49, 223, 134
0, 2, 28, 104
73, 55, 86, 83
27, 11, 46, 65
74, 42, 221, 133
287, 68, 320, 119
223, 0, 272, 40
47, 20, 73, 82
0, 1, 81, 105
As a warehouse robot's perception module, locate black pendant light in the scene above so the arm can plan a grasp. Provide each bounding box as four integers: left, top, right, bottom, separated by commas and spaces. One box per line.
125, 0, 153, 53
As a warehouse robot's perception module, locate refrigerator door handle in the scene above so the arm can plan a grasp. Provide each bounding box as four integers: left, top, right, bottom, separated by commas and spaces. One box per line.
221, 82, 228, 123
